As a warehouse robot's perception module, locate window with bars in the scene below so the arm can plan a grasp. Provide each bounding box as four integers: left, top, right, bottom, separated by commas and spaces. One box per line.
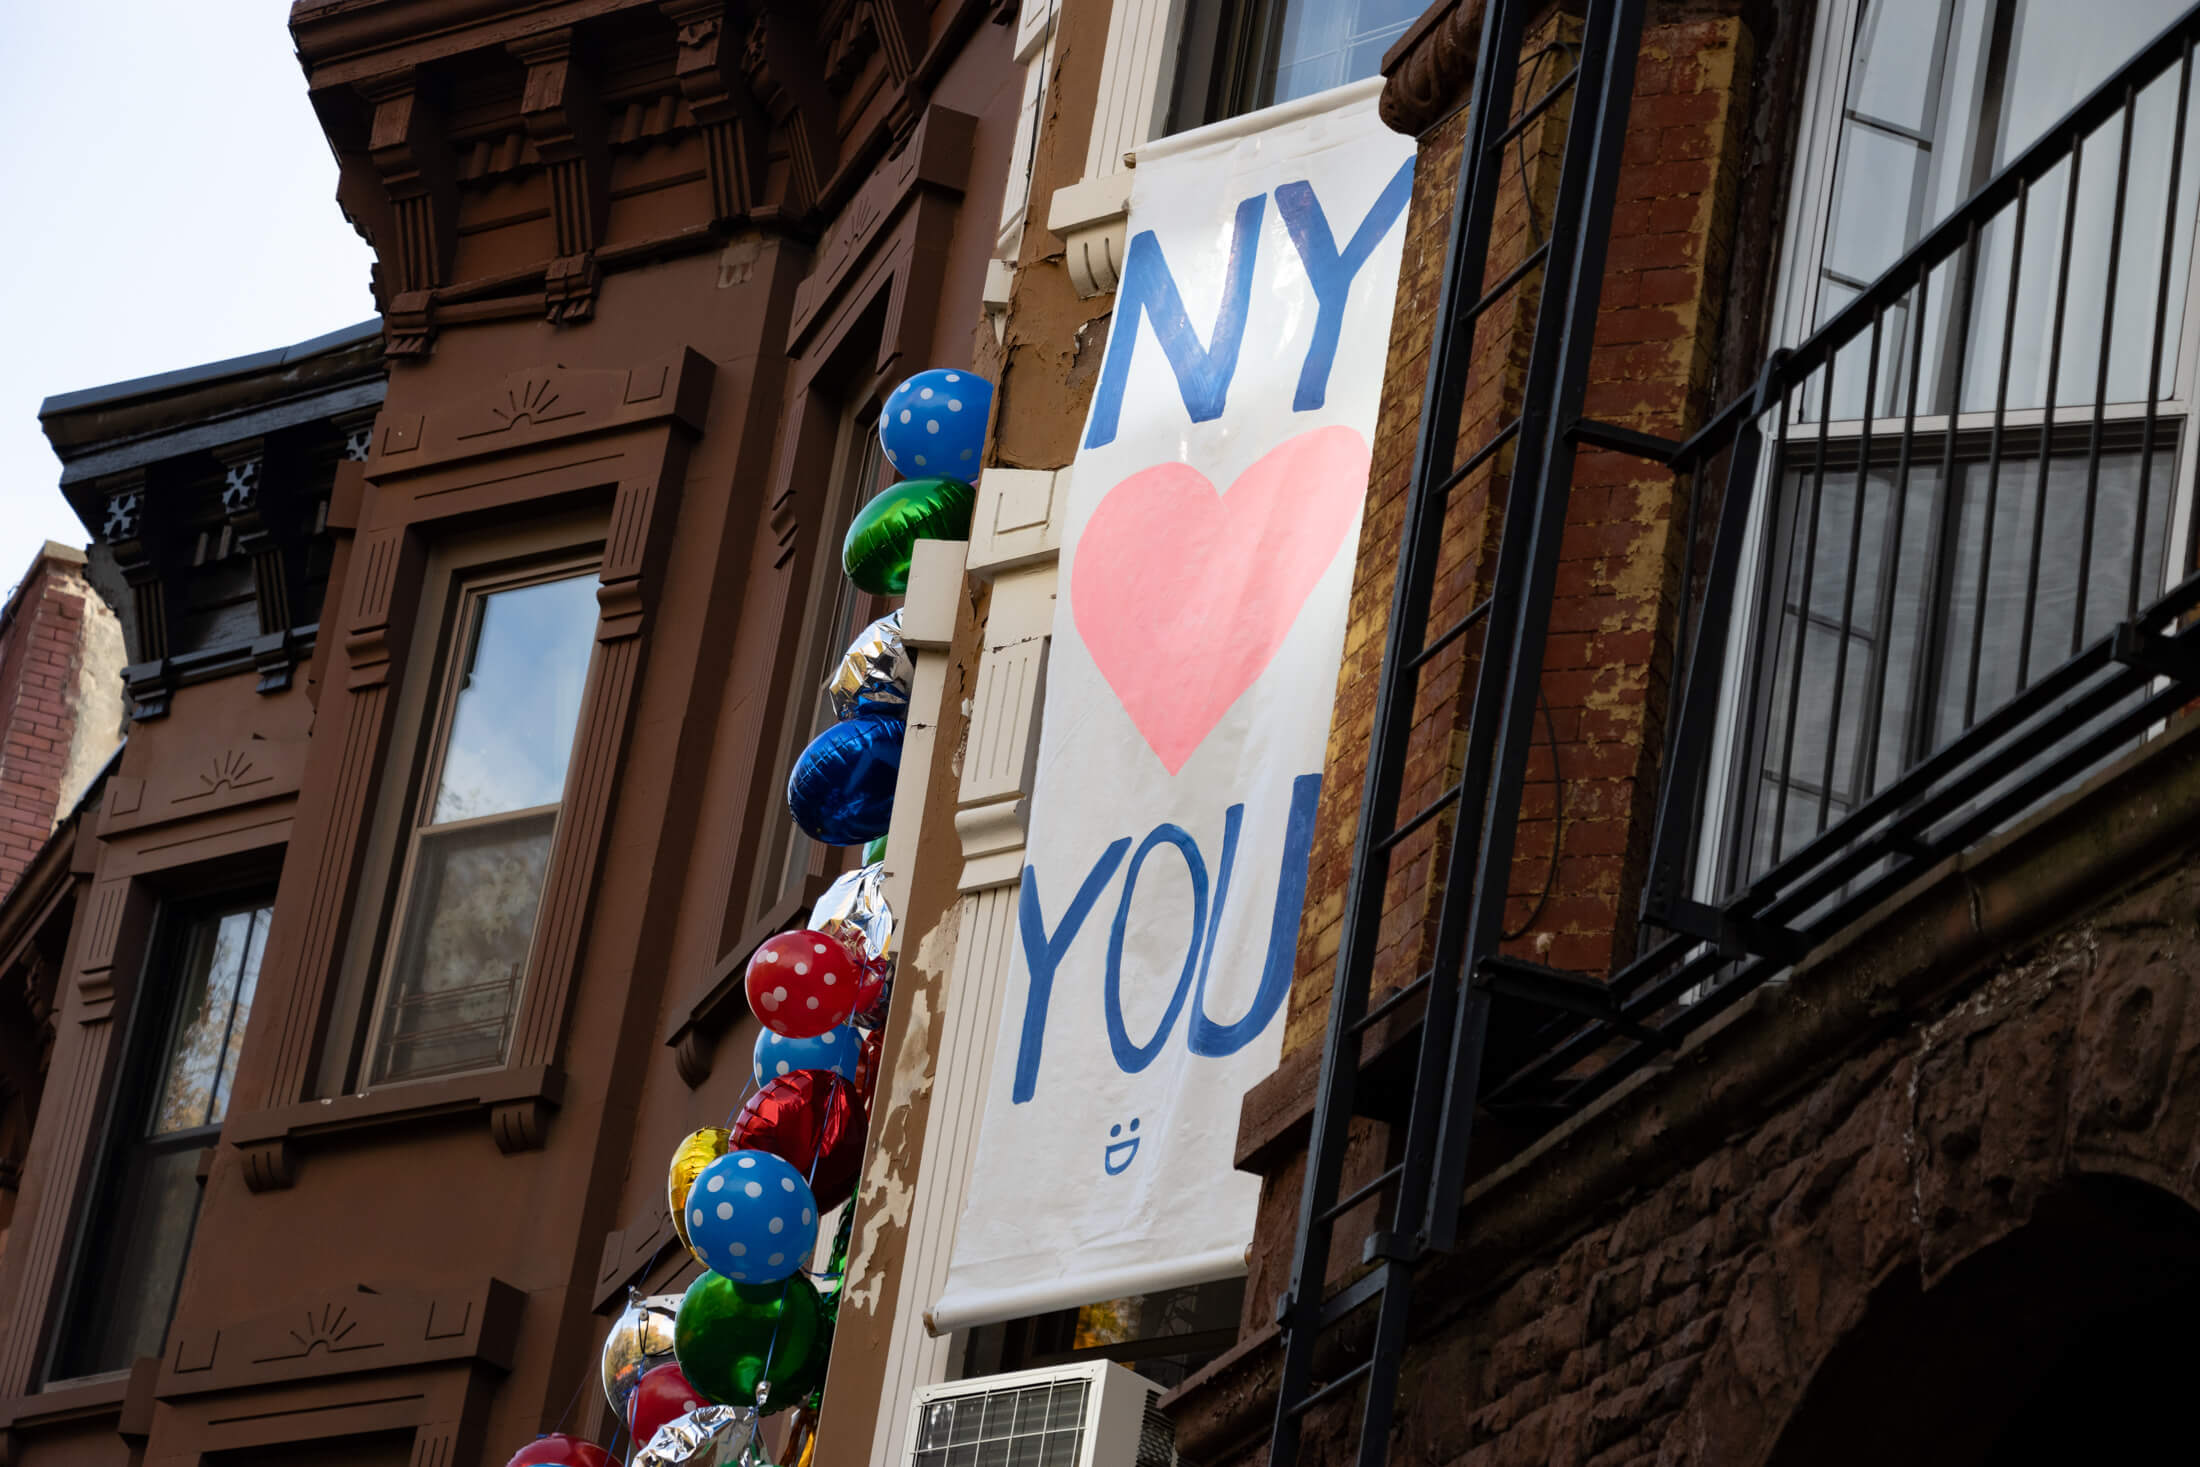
1717, 0, 2200, 893
363, 565, 600, 1086
51, 902, 269, 1380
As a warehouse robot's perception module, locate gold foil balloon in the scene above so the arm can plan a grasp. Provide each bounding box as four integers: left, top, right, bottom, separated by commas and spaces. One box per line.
602, 1290, 683, 1410
669, 1127, 733, 1261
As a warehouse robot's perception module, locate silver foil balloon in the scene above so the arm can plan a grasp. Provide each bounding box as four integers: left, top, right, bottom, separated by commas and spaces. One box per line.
635, 1406, 773, 1467
824, 609, 913, 721
809, 861, 894, 1027
602, 1291, 684, 1411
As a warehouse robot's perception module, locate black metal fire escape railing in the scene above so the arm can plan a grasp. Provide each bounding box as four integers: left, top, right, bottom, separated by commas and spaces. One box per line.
1270, 5, 2200, 1465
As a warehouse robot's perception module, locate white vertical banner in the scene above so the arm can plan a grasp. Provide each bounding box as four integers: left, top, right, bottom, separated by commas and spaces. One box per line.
933, 81, 1414, 1330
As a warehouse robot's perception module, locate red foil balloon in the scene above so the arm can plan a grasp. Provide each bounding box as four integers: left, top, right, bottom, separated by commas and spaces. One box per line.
627, 1362, 707, 1450
505, 1436, 612, 1467
856, 1028, 884, 1107
744, 929, 861, 1038
732, 1069, 868, 1212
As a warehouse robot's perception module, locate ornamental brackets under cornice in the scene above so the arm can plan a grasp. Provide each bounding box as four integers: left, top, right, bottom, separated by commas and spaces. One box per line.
662, 0, 773, 225
361, 70, 458, 356
512, 28, 612, 324
97, 468, 178, 721
744, 6, 840, 219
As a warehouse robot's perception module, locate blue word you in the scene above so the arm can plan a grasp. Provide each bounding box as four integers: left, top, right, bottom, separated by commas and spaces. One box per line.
1010, 773, 1322, 1103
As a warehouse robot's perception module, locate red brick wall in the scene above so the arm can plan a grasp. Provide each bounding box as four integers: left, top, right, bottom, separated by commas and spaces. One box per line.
0, 554, 96, 899
1285, 11, 1754, 1053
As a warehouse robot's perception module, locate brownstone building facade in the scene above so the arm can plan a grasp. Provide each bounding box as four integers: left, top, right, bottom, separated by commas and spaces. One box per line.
0, 0, 1022, 1462
12, 0, 2200, 1463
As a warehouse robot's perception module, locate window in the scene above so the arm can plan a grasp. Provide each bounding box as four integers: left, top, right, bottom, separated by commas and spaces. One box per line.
51, 902, 269, 1379
363, 566, 600, 1086
1171, 0, 1421, 130
747, 406, 889, 923
960, 1280, 1244, 1392
1714, 0, 2200, 892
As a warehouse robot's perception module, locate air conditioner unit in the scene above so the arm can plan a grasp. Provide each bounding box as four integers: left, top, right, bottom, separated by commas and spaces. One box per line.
905, 1360, 1182, 1467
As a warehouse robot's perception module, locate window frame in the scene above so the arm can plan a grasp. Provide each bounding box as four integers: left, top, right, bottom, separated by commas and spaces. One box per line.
743, 388, 895, 930
44, 893, 275, 1388
357, 551, 604, 1090
319, 514, 608, 1097
1168, 0, 1420, 132
1698, 0, 2200, 900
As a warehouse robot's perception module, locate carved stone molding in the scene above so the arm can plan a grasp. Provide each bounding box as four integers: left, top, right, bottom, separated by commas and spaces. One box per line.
369, 352, 712, 475
788, 104, 976, 351
159, 1279, 523, 1399
662, 0, 771, 225
360, 71, 458, 356
594, 1210, 678, 1310
1378, 0, 1484, 136
1046, 171, 1133, 299
96, 466, 177, 719
512, 28, 610, 324
966, 467, 1067, 575
743, 11, 839, 216
229, 1065, 567, 1192
214, 436, 307, 690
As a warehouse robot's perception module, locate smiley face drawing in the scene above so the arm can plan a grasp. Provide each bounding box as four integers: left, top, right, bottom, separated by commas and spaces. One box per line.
1104, 1118, 1141, 1175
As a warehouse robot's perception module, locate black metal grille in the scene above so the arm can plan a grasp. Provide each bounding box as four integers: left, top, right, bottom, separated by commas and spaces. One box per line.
1269, 5, 2200, 1465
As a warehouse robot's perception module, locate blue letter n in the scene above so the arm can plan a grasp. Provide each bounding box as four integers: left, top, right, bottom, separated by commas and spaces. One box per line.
1083, 194, 1266, 449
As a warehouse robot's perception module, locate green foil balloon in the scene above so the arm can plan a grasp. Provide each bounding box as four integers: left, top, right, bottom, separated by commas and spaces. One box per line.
861, 835, 888, 864
777, 1305, 836, 1407
673, 1271, 825, 1415
842, 476, 976, 595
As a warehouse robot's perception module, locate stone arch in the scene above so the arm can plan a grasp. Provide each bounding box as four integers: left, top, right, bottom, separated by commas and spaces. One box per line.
1759, 1175, 2200, 1467
1650, 885, 2200, 1467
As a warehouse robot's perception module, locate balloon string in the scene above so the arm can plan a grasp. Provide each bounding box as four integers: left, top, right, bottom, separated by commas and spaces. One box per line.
553, 1335, 595, 1436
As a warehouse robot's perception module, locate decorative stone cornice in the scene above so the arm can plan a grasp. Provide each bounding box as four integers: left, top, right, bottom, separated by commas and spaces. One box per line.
1378, 0, 1486, 136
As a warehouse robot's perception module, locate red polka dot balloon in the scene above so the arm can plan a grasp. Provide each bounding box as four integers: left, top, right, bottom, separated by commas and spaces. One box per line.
745, 929, 861, 1038
627, 1362, 706, 1451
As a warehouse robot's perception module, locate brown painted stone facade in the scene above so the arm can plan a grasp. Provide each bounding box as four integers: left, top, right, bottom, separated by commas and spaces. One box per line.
0, 2, 1021, 1465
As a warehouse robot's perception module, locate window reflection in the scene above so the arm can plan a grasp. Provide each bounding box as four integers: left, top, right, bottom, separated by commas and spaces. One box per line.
430, 575, 600, 824
53, 901, 271, 1380
1265, 0, 1423, 108
370, 569, 598, 1086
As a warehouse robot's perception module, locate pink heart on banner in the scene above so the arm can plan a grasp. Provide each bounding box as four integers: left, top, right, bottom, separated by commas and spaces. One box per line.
1071, 425, 1371, 775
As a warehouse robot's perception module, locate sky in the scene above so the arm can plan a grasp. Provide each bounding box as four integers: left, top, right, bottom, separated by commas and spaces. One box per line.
0, 1, 376, 603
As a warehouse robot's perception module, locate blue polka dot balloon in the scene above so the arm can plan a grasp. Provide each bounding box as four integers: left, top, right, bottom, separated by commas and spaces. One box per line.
683, 1149, 819, 1285
879, 369, 991, 479
753, 1024, 863, 1088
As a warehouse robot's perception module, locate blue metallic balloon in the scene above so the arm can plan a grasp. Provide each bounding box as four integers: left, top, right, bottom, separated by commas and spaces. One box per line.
786, 714, 903, 846
878, 368, 991, 479
752, 1024, 863, 1088
682, 1150, 819, 1285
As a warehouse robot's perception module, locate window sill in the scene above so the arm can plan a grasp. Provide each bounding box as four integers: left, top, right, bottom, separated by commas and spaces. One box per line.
0, 1356, 159, 1440
226, 1063, 564, 1191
